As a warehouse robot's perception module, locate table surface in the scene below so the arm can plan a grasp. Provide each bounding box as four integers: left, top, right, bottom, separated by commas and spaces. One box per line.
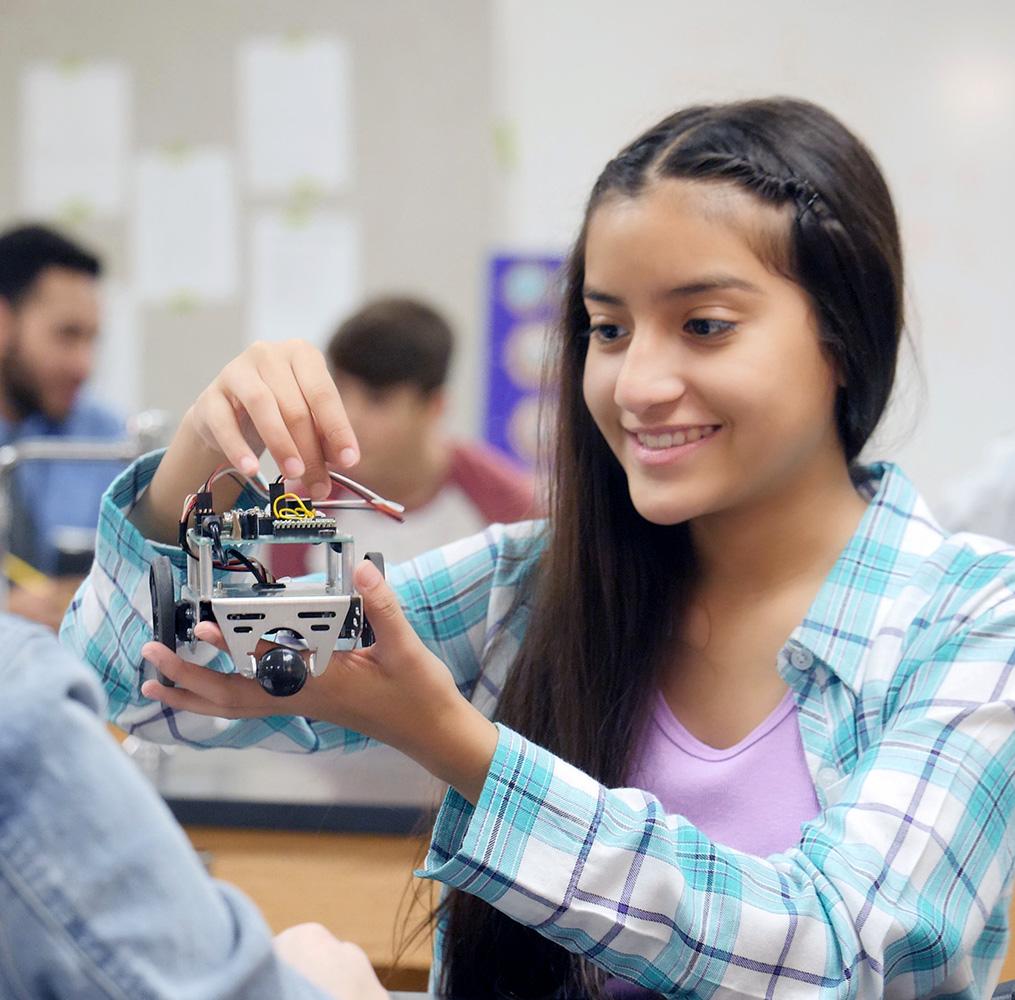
185, 825, 434, 992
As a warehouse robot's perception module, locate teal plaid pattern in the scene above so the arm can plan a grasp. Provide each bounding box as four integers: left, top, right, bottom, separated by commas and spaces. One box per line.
62, 454, 1015, 997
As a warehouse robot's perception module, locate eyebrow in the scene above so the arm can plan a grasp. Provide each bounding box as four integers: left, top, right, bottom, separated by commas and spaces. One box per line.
583, 273, 763, 305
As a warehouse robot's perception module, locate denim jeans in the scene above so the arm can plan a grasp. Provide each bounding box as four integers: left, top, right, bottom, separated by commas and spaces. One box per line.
0, 613, 330, 1000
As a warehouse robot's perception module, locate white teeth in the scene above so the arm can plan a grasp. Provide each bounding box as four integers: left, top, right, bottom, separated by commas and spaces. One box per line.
636, 426, 716, 450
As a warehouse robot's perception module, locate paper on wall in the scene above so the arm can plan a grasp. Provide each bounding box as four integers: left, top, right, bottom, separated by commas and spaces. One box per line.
19, 60, 129, 220
248, 209, 360, 345
131, 147, 238, 305
239, 35, 353, 196
88, 282, 141, 416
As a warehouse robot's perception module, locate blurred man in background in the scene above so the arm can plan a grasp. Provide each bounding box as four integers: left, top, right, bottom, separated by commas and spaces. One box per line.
0, 223, 126, 625
325, 296, 535, 558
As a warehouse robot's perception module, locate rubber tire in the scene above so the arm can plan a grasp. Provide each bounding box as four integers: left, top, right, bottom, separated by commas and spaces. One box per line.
149, 555, 177, 687
360, 552, 385, 648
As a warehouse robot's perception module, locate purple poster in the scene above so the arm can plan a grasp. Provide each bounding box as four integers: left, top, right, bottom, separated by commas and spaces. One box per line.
484, 253, 564, 467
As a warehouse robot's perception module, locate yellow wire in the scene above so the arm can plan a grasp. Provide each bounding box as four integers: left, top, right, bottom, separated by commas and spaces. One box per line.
272, 492, 315, 519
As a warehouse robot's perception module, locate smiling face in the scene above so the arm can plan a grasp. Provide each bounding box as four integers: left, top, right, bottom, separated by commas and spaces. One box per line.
580, 179, 845, 527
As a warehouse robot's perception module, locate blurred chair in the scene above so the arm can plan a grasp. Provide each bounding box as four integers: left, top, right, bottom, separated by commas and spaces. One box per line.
0, 409, 172, 614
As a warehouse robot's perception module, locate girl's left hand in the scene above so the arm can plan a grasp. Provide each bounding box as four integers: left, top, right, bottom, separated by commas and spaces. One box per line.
140, 560, 499, 803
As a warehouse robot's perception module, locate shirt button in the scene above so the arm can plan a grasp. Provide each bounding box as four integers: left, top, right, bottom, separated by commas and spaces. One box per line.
788, 646, 813, 670
817, 767, 839, 789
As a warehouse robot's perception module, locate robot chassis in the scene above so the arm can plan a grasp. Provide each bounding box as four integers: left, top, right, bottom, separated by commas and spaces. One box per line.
148, 470, 404, 697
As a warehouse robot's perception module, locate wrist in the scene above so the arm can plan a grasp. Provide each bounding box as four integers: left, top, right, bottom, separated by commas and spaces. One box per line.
411, 698, 499, 806
129, 410, 231, 543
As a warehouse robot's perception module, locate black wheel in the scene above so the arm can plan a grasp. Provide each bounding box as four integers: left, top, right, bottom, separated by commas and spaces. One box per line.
360, 552, 385, 648
149, 555, 177, 687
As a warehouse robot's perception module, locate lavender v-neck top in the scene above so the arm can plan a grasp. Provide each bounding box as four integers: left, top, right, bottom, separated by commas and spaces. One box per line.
608, 690, 820, 998
629, 688, 820, 857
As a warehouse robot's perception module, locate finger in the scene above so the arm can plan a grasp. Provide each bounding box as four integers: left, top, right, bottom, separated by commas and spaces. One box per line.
354, 559, 414, 652
193, 620, 229, 652
258, 351, 330, 499
140, 678, 261, 718
290, 343, 360, 469
196, 389, 261, 477
220, 354, 306, 483
142, 641, 265, 707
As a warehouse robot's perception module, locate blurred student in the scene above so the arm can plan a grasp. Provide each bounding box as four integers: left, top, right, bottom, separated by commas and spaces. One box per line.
278, 296, 535, 576
0, 224, 126, 624
327, 297, 534, 555
937, 431, 1015, 542
0, 610, 389, 1000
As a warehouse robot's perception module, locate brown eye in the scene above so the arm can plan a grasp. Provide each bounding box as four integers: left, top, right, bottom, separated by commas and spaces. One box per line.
586, 323, 627, 344
685, 318, 735, 339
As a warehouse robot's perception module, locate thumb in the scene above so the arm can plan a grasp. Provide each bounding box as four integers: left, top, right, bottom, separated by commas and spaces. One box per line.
194, 619, 230, 653
354, 559, 412, 651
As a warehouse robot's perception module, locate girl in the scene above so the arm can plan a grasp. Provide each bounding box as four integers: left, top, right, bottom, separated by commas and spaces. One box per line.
63, 98, 1015, 998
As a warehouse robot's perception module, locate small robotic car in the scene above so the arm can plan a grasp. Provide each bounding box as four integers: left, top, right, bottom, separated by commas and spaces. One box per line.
148, 468, 403, 697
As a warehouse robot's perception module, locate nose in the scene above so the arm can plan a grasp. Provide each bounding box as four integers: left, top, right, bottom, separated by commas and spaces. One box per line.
67, 338, 96, 383
613, 327, 688, 416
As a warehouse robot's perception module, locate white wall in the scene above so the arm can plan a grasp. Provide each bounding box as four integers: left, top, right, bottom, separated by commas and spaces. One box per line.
3, 2, 1013, 508
489, 0, 1015, 508
0, 1, 493, 435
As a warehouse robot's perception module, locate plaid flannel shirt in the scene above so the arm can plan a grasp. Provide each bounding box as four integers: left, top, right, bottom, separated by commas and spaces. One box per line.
61, 453, 1015, 997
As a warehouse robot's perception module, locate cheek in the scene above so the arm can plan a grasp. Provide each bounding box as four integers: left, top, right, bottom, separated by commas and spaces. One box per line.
727, 334, 837, 426
581, 357, 616, 432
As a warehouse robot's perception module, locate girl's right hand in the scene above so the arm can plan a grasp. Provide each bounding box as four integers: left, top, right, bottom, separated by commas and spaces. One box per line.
133, 340, 360, 542
187, 339, 360, 500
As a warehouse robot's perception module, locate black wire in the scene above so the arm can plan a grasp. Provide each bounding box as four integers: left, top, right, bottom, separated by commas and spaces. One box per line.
178, 499, 198, 558
222, 547, 271, 587
206, 519, 226, 563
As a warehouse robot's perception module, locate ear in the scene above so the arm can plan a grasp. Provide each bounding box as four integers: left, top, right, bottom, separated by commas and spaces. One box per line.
426, 387, 447, 422
0, 298, 13, 352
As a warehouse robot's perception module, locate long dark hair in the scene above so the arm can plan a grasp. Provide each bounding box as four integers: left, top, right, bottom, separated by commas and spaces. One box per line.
440, 97, 904, 999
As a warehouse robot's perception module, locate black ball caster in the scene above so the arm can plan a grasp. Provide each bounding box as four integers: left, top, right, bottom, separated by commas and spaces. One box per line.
254, 646, 308, 697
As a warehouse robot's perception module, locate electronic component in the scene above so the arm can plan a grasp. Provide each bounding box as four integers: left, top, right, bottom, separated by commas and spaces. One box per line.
150, 466, 404, 697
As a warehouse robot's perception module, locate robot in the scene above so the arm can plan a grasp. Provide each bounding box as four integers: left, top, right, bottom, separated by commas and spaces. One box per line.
148, 465, 404, 697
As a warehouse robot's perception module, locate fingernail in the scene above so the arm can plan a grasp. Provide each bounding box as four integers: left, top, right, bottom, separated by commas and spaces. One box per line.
310, 480, 330, 500
240, 455, 259, 476
358, 559, 381, 589
340, 447, 358, 468
284, 457, 305, 479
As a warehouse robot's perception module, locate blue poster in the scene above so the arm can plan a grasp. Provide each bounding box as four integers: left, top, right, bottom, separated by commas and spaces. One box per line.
484, 253, 564, 467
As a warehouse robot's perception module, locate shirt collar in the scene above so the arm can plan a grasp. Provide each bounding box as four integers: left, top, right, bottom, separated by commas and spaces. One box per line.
0, 396, 97, 445
781, 462, 945, 694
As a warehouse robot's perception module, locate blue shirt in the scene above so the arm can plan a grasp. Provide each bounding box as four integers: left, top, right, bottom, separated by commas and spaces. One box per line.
0, 612, 332, 998
62, 454, 1015, 997
0, 395, 126, 573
